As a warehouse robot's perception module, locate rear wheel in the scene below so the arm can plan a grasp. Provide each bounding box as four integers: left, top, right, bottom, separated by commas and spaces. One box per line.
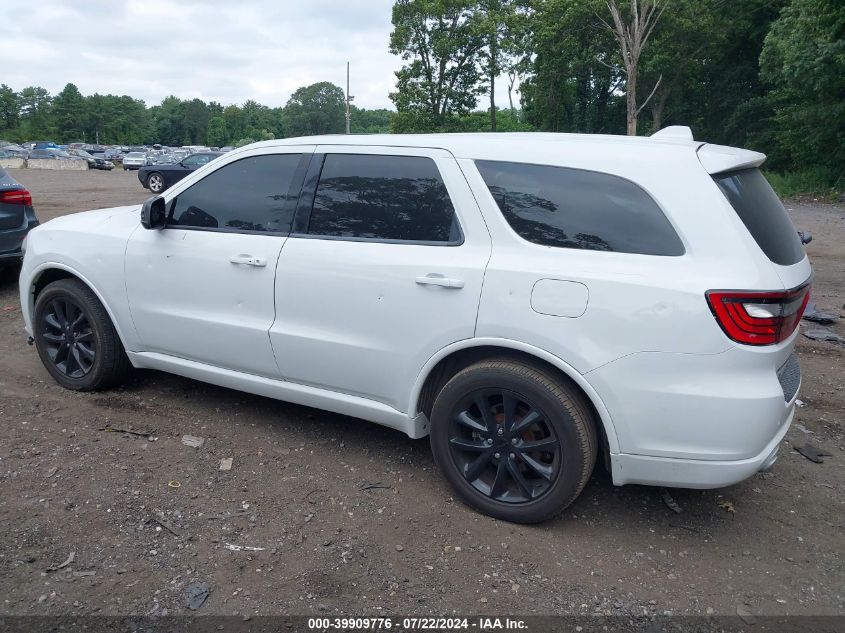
33, 279, 131, 391
147, 172, 165, 193
430, 359, 597, 523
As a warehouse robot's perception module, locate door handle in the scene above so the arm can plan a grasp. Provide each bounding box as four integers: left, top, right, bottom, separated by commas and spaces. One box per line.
229, 255, 267, 267
415, 274, 465, 289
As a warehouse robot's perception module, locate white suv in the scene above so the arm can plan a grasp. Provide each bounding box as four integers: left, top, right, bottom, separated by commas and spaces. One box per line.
18, 129, 811, 523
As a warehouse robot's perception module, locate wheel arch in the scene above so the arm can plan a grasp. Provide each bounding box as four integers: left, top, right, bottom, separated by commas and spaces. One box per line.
28, 263, 132, 352
410, 338, 620, 456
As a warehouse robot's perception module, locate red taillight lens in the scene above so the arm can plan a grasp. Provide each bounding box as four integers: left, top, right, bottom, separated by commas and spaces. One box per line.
706, 284, 811, 346
0, 188, 32, 206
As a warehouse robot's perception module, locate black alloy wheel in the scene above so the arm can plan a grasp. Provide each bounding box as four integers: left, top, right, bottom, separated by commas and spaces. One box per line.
448, 389, 560, 503
40, 296, 96, 378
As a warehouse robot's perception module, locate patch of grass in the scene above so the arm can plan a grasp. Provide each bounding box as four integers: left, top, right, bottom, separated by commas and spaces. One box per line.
764, 167, 842, 201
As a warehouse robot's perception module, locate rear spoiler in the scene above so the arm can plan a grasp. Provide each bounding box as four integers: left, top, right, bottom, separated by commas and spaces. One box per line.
697, 143, 766, 175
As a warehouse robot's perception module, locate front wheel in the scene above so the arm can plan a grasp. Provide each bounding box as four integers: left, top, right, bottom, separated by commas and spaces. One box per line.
430, 359, 597, 523
33, 279, 131, 391
147, 172, 165, 193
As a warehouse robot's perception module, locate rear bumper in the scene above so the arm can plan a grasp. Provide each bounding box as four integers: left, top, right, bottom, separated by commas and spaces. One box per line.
610, 407, 791, 488
587, 344, 800, 488
0, 213, 38, 261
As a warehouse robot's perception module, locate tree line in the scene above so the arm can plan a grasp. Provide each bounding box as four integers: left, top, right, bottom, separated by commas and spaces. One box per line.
388, 0, 843, 179
1, 0, 841, 182
0, 82, 392, 148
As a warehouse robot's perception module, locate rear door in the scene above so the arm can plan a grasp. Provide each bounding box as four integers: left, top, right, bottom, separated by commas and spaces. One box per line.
270, 146, 491, 412
125, 146, 312, 377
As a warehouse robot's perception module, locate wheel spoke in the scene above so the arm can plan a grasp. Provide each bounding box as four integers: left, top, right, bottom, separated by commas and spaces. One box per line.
42, 332, 64, 344
71, 346, 85, 373
511, 409, 541, 435
76, 342, 95, 360
70, 310, 86, 330
464, 448, 495, 482
75, 330, 93, 343
518, 453, 554, 481
450, 437, 490, 452
489, 458, 510, 499
44, 313, 62, 330
502, 392, 518, 431
51, 300, 67, 326
518, 437, 559, 453
506, 458, 534, 499
455, 410, 487, 434
473, 393, 497, 436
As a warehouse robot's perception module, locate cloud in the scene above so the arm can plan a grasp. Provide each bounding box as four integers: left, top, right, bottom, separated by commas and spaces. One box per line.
4, 0, 402, 109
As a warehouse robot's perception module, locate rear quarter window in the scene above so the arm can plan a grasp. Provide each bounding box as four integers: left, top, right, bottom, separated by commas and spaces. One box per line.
713, 168, 805, 266
475, 161, 684, 256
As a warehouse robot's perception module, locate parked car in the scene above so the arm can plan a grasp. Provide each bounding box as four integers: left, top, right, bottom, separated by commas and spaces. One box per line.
138, 151, 222, 193
33, 141, 60, 150
0, 143, 29, 159
219, 146, 234, 153
18, 131, 812, 523
0, 167, 38, 270
67, 149, 115, 170
28, 148, 84, 161
122, 152, 146, 171
103, 148, 124, 161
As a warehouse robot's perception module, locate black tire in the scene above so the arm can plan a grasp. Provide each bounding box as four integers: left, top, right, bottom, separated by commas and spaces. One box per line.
147, 172, 165, 194
33, 279, 131, 391
430, 359, 597, 523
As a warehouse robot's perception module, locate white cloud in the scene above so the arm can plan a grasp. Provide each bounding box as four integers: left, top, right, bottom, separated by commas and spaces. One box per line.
4, 0, 403, 109
6, 1, 521, 113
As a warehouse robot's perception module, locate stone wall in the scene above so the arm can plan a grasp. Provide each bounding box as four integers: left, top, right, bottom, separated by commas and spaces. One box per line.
0, 158, 26, 169
25, 159, 88, 171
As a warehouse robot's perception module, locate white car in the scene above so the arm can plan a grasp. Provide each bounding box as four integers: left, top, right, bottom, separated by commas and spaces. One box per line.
18, 130, 811, 523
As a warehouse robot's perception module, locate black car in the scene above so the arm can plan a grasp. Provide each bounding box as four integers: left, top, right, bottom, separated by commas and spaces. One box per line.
138, 152, 222, 194
67, 149, 115, 170
0, 167, 38, 271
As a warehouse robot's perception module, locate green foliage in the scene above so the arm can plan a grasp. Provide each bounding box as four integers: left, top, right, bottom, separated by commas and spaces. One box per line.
760, 0, 845, 173
389, 0, 485, 123
283, 82, 345, 137
764, 167, 842, 200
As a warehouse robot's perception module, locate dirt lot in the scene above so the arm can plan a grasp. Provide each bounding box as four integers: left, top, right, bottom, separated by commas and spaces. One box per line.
0, 168, 843, 619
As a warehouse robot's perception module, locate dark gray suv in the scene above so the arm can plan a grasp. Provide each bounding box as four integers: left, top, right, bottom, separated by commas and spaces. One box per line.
0, 167, 38, 270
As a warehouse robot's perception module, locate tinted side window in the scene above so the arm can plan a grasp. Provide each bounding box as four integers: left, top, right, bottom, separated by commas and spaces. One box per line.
713, 168, 804, 266
306, 154, 459, 243
476, 161, 684, 256
169, 154, 302, 233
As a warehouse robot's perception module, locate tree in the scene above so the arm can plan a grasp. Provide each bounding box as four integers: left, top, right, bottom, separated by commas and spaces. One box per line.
283, 82, 345, 137
18, 86, 53, 139
52, 83, 87, 142
522, 0, 623, 134
0, 84, 20, 135
599, 0, 665, 135
389, 0, 485, 129
206, 116, 228, 147
761, 0, 845, 173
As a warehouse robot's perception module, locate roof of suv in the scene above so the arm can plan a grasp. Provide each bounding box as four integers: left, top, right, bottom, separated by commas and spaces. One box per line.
243, 129, 765, 175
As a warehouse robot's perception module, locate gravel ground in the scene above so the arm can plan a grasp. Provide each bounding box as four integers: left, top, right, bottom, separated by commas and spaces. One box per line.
0, 168, 842, 619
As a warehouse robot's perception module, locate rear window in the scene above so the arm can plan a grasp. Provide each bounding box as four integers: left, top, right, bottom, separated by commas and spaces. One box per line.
713, 168, 805, 266
475, 161, 684, 256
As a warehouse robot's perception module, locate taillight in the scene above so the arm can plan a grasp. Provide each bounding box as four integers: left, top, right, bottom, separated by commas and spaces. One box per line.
706, 283, 811, 346
0, 188, 32, 206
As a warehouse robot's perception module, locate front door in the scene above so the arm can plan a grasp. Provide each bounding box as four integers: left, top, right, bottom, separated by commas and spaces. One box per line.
270, 146, 491, 412
125, 147, 312, 377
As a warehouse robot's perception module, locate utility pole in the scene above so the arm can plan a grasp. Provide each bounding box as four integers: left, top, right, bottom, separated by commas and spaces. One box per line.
345, 61, 354, 134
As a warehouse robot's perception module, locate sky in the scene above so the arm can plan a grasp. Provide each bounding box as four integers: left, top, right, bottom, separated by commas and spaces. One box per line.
3, 0, 406, 110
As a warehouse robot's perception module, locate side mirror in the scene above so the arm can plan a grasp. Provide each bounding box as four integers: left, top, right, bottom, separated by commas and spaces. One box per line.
141, 195, 167, 230
797, 230, 812, 245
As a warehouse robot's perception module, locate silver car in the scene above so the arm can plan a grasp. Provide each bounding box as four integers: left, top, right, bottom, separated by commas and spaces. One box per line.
122, 152, 146, 171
